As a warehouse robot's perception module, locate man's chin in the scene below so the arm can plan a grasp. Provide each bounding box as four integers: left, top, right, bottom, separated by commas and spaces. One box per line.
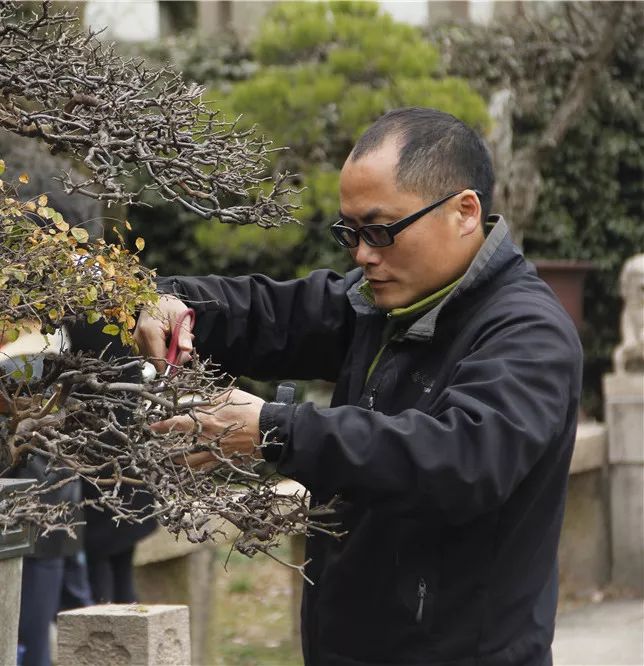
372, 291, 408, 311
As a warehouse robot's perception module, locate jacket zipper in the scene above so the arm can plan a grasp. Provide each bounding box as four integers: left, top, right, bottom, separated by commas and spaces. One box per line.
415, 578, 427, 623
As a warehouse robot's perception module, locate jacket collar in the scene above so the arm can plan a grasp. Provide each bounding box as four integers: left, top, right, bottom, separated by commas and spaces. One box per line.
347, 215, 524, 340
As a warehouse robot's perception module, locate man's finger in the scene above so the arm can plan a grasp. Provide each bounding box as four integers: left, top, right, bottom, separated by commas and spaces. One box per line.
180, 451, 217, 469
149, 414, 198, 435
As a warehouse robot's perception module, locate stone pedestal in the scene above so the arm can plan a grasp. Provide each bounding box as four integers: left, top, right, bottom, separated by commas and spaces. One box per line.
57, 604, 190, 666
603, 373, 644, 594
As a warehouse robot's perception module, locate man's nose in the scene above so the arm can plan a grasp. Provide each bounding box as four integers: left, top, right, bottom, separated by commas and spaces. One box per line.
352, 238, 382, 268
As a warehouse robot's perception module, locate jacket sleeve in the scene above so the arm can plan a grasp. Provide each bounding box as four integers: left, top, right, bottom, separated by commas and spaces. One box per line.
156, 269, 358, 381
264, 296, 583, 524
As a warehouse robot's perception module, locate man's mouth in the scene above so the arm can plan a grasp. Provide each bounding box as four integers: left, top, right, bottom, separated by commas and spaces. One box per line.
367, 278, 390, 286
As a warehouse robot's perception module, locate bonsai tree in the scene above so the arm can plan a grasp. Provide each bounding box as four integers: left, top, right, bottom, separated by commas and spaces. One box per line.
0, 0, 331, 574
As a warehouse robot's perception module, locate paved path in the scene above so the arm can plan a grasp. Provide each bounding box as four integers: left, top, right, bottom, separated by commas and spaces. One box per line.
553, 599, 643, 665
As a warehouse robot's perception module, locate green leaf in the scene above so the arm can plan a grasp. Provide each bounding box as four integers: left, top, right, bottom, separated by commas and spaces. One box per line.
4, 328, 20, 343
23, 362, 33, 381
86, 310, 101, 324
0, 159, 5, 175
102, 323, 120, 336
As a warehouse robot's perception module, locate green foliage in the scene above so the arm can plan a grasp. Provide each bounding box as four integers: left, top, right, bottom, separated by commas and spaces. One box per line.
430, 4, 644, 416
208, 0, 488, 276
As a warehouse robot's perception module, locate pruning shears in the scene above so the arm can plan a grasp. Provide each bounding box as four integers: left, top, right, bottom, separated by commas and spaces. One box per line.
162, 307, 196, 378
146, 308, 196, 419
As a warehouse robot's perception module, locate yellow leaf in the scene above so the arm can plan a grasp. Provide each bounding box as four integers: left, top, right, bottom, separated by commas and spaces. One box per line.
54, 218, 69, 232
24, 201, 36, 212
48, 308, 59, 321
102, 323, 120, 336
125, 220, 132, 231
135, 237, 145, 251
37, 194, 48, 207
85, 285, 98, 302
18, 173, 29, 184
0, 160, 5, 175
71, 227, 89, 243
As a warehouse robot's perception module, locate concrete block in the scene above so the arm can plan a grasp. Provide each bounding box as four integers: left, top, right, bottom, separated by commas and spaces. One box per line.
610, 465, 644, 594
0, 557, 22, 666
570, 422, 607, 474
603, 373, 644, 464
57, 604, 190, 666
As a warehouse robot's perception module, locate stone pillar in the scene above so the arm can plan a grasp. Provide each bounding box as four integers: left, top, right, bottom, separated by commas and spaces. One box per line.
603, 372, 644, 594
57, 604, 190, 666
603, 253, 644, 595
0, 557, 22, 666
0, 479, 35, 666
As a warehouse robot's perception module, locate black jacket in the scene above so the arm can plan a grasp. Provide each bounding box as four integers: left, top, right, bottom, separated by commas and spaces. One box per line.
159, 218, 583, 666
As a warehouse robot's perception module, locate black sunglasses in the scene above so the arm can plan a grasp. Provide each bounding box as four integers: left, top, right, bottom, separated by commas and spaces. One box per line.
330, 189, 481, 249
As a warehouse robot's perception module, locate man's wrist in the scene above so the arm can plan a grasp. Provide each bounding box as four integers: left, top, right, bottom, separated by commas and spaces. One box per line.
259, 401, 295, 463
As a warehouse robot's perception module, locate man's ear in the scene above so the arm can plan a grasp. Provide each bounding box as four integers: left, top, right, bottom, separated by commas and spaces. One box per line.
458, 190, 482, 238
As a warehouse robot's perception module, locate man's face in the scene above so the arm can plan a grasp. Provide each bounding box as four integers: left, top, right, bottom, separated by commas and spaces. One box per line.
338, 139, 483, 310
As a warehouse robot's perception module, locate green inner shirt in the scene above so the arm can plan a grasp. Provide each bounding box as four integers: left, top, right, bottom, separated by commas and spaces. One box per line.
361, 276, 463, 384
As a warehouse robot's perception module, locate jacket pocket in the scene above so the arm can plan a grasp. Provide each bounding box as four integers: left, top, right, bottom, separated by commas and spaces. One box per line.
394, 519, 441, 631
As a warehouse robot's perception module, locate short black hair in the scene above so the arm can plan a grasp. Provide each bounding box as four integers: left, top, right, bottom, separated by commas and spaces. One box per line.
351, 107, 495, 221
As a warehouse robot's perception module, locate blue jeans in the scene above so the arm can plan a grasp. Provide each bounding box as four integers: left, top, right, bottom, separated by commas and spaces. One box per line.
18, 553, 93, 666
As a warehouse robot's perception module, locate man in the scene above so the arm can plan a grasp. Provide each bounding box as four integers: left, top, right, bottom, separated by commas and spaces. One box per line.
135, 107, 582, 666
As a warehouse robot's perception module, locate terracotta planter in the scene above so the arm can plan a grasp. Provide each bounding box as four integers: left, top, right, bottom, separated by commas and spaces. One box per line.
533, 259, 594, 330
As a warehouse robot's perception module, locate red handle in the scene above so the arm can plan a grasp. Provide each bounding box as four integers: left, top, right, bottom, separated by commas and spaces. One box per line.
165, 308, 195, 368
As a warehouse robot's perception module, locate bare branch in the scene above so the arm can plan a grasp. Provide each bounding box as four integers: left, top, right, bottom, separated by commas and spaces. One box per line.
0, 1, 297, 226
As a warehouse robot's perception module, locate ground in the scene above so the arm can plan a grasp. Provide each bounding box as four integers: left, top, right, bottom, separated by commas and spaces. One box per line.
211, 545, 302, 666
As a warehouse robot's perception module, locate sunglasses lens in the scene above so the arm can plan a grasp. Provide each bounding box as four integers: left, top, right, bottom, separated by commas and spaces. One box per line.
362, 226, 391, 247
331, 225, 358, 248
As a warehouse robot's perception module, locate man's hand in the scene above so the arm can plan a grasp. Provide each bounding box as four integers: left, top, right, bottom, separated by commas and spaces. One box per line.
134, 294, 193, 372
149, 388, 266, 470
